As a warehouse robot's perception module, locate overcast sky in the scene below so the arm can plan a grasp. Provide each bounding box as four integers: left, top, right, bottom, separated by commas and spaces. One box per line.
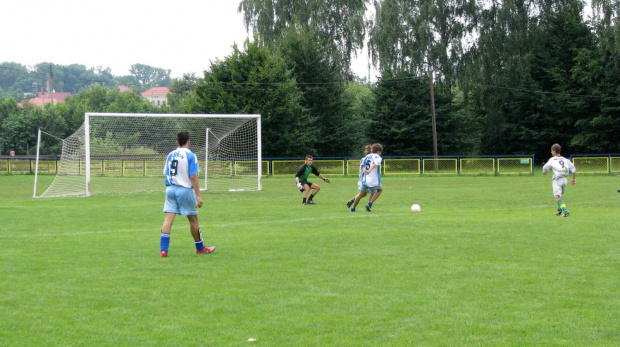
1, 0, 371, 79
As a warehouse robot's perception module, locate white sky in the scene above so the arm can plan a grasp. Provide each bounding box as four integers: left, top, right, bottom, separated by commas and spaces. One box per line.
1, 0, 372, 79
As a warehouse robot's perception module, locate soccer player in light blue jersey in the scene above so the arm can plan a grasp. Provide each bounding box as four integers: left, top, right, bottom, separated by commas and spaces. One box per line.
160, 131, 215, 257
350, 143, 383, 212
542, 143, 577, 217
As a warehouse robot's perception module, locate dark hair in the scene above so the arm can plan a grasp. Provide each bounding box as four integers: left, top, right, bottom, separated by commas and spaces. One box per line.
177, 131, 190, 146
306, 154, 313, 159
371, 143, 383, 153
551, 143, 561, 154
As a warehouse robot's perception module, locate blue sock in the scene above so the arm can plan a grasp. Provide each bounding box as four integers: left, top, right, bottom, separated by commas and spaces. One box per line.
195, 229, 204, 251
368, 201, 373, 207
160, 232, 170, 252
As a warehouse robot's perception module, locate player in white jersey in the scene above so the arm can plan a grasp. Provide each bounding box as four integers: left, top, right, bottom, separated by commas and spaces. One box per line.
159, 131, 215, 257
350, 143, 383, 212
542, 143, 576, 217
347, 145, 379, 208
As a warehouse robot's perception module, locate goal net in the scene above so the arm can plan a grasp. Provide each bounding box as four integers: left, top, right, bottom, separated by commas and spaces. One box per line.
34, 113, 261, 198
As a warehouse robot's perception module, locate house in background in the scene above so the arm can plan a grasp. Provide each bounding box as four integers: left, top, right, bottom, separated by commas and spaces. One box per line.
21, 91, 71, 108
117, 85, 132, 93
141, 86, 170, 106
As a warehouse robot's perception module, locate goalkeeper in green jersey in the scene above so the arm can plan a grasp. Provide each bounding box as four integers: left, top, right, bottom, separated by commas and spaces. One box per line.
295, 155, 331, 205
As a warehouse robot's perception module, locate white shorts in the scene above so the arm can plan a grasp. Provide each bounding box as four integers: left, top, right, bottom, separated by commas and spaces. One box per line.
552, 177, 567, 197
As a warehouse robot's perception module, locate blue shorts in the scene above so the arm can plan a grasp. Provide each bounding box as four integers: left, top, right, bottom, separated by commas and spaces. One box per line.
359, 183, 381, 195
163, 185, 197, 216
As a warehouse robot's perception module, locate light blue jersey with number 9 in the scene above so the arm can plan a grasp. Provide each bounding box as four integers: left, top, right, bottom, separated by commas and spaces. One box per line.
163, 147, 199, 188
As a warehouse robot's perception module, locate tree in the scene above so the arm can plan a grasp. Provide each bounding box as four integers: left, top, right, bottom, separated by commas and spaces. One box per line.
239, 0, 368, 74
51, 64, 115, 94
569, 0, 620, 153
371, 71, 474, 156
343, 80, 374, 153
129, 63, 171, 90
278, 28, 360, 156
191, 41, 313, 157
167, 73, 200, 113
369, 0, 478, 91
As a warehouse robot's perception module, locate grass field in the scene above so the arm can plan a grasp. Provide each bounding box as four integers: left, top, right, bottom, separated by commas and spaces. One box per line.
1, 174, 619, 346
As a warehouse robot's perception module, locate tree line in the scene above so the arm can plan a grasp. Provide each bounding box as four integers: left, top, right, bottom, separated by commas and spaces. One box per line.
1, 0, 618, 161
0, 62, 171, 100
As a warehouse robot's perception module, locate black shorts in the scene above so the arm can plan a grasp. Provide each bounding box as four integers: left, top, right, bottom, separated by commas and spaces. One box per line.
300, 180, 313, 192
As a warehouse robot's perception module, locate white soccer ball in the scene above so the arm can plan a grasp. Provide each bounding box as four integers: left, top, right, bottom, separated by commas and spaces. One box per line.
410, 204, 421, 212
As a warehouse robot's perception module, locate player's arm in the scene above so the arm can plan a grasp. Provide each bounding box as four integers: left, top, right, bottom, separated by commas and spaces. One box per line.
364, 163, 376, 175
318, 173, 331, 183
314, 166, 330, 183
190, 174, 203, 208
295, 166, 304, 189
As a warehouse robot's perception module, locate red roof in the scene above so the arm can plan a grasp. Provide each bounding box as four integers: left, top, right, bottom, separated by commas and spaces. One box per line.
117, 85, 132, 93
141, 86, 170, 97
35, 92, 71, 102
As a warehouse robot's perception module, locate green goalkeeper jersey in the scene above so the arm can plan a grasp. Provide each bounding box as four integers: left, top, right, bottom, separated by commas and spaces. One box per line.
296, 164, 320, 182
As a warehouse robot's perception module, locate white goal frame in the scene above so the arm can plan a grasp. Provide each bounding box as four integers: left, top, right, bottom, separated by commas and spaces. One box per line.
34, 112, 261, 198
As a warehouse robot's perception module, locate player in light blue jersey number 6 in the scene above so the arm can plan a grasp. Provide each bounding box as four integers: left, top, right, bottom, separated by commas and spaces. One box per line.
542, 143, 576, 217
160, 131, 215, 257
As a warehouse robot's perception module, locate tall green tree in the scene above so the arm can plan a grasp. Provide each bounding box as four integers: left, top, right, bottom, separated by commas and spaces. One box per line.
278, 28, 360, 156
239, 0, 368, 73
569, 0, 620, 153
191, 41, 312, 157
167, 73, 200, 113
371, 71, 474, 156
460, 0, 542, 156
129, 63, 171, 90
369, 0, 478, 91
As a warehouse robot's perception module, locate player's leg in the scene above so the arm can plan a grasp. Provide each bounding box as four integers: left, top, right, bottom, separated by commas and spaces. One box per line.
160, 186, 181, 257
347, 181, 363, 207
369, 188, 382, 204
351, 191, 367, 211
365, 187, 378, 212
307, 183, 320, 204
553, 180, 569, 216
160, 212, 176, 257
186, 215, 214, 253
367, 187, 382, 211
301, 182, 311, 205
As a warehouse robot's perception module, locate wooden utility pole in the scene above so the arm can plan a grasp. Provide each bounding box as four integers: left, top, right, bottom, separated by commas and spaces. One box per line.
49, 64, 54, 105
429, 69, 438, 171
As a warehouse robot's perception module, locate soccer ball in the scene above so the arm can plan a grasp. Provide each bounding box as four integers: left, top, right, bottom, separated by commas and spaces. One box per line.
410, 204, 421, 212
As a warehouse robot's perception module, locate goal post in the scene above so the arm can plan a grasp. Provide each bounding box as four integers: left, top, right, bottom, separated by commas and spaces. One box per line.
34, 113, 261, 198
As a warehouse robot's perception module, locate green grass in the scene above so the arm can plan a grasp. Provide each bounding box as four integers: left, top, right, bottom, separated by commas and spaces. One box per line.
1, 174, 619, 346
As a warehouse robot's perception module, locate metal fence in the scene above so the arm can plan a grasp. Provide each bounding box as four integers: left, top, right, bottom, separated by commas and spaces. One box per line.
5, 154, 619, 176
570, 154, 620, 174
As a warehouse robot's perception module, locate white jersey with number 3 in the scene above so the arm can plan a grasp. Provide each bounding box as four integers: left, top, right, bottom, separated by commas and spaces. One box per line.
542, 156, 576, 180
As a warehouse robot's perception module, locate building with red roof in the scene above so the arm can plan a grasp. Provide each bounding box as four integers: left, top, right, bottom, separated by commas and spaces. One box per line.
21, 92, 71, 108
141, 86, 170, 106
